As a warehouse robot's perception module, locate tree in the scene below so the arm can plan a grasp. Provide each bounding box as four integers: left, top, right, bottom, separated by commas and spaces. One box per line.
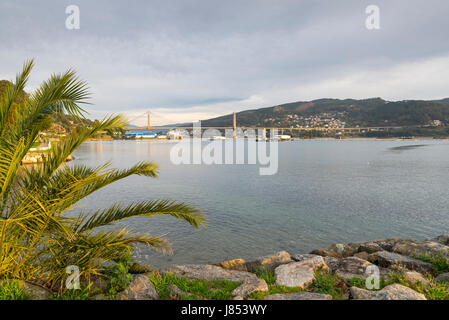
0, 60, 205, 289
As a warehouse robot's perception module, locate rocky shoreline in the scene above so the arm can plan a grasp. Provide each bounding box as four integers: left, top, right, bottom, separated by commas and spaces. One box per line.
12, 234, 449, 300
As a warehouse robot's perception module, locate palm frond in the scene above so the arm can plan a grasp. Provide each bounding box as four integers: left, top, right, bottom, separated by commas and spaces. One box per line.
77, 200, 206, 233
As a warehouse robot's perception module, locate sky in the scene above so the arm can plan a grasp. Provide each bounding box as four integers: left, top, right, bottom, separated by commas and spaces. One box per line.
1, 0, 449, 126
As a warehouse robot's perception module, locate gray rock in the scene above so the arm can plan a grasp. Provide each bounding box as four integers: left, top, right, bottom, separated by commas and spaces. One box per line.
117, 275, 159, 300
353, 252, 371, 261
358, 242, 383, 254
265, 292, 332, 300
275, 263, 315, 288
369, 251, 433, 273
328, 244, 357, 257
323, 256, 341, 272
310, 248, 342, 259
335, 257, 373, 279
231, 277, 268, 298
404, 271, 430, 286
292, 253, 320, 262
372, 238, 403, 252
436, 272, 449, 283
165, 264, 267, 298
246, 251, 292, 273
15, 280, 52, 300
391, 239, 449, 259
430, 235, 449, 246
350, 284, 426, 300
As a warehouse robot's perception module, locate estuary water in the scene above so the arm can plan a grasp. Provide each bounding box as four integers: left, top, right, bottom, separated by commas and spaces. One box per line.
71, 139, 449, 267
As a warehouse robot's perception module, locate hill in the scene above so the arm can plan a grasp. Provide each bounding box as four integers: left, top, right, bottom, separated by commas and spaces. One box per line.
200, 98, 449, 128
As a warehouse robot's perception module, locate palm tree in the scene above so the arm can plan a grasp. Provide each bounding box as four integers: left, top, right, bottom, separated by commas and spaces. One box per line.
0, 60, 205, 289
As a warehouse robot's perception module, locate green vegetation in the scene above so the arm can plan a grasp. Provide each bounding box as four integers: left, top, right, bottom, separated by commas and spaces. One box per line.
148, 272, 241, 300
0, 280, 30, 300
51, 287, 94, 300
253, 267, 276, 285
349, 270, 449, 300
104, 259, 133, 296
248, 284, 304, 300
0, 60, 205, 293
310, 271, 347, 300
413, 253, 449, 274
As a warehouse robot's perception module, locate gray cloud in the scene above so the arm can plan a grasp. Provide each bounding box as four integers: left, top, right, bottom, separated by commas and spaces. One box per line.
1, 0, 449, 125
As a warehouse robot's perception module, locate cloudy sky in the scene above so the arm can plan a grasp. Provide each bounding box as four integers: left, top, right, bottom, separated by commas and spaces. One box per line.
1, 0, 449, 126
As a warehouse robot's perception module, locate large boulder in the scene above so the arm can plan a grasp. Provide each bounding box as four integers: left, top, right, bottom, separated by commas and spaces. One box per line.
335, 257, 374, 279
165, 264, 268, 298
391, 239, 449, 259
372, 238, 403, 252
274, 256, 327, 288
350, 284, 426, 300
328, 244, 357, 257
436, 272, 449, 283
369, 251, 433, 273
117, 275, 159, 300
275, 264, 315, 288
265, 292, 332, 300
357, 242, 383, 254
246, 251, 292, 272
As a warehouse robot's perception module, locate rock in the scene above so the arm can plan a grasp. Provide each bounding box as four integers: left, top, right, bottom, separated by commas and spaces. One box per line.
436, 272, 449, 283
265, 292, 332, 300
354, 252, 370, 261
350, 284, 426, 300
91, 294, 107, 300
328, 244, 357, 257
15, 280, 52, 300
372, 238, 402, 252
168, 285, 193, 298
129, 262, 154, 274
246, 251, 292, 273
275, 263, 315, 288
404, 271, 430, 286
231, 278, 268, 298
292, 253, 320, 262
310, 248, 342, 259
369, 251, 433, 273
216, 258, 247, 271
117, 275, 159, 300
358, 242, 383, 254
274, 256, 327, 288
165, 264, 268, 298
323, 256, 341, 272
391, 239, 449, 259
431, 235, 449, 246
335, 257, 373, 279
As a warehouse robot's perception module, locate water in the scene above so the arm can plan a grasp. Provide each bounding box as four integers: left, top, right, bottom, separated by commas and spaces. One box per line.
71, 139, 449, 267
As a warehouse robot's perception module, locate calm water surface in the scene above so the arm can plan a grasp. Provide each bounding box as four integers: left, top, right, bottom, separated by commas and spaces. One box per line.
71, 139, 449, 267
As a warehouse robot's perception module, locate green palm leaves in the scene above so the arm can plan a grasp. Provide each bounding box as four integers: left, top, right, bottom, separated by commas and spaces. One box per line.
0, 60, 205, 287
